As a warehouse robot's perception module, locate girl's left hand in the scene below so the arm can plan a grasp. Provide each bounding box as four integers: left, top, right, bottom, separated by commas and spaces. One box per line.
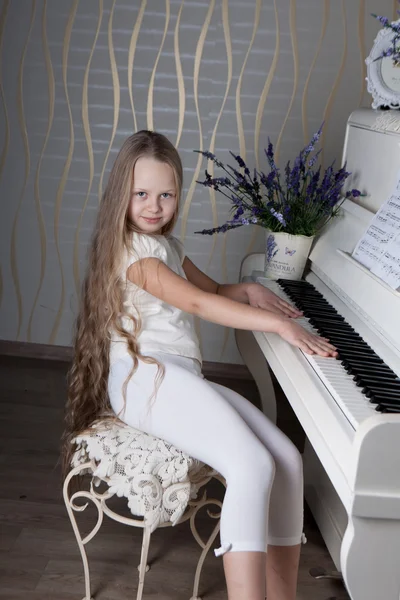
247, 283, 302, 318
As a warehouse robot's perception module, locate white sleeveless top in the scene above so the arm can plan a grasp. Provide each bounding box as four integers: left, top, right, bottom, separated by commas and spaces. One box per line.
109, 232, 202, 366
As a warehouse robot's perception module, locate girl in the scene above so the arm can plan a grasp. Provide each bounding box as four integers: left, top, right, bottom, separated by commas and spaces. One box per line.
62, 130, 337, 600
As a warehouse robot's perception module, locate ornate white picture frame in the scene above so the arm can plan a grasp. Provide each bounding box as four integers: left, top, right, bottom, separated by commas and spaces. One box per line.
366, 18, 400, 109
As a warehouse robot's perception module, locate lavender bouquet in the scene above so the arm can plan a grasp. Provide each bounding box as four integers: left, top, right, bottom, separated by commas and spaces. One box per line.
194, 125, 361, 239
372, 12, 400, 64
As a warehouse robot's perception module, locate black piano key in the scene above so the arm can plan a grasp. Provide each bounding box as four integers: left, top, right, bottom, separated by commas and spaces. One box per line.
322, 338, 368, 349
303, 309, 344, 319
367, 396, 400, 406
279, 280, 314, 287
341, 359, 392, 373
373, 393, 400, 401
312, 317, 354, 326
341, 359, 392, 370
356, 380, 400, 391
337, 349, 384, 363
323, 337, 371, 349
364, 389, 400, 400
315, 326, 362, 336
347, 366, 398, 378
369, 393, 400, 404
334, 346, 377, 357
338, 354, 384, 365
362, 385, 400, 396
353, 372, 400, 383
316, 323, 358, 331
376, 402, 400, 412
293, 300, 333, 309
282, 292, 326, 301
312, 320, 356, 330
360, 378, 400, 390
316, 323, 360, 332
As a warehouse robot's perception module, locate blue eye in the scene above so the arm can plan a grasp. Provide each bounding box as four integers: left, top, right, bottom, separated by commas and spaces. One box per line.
136, 191, 146, 198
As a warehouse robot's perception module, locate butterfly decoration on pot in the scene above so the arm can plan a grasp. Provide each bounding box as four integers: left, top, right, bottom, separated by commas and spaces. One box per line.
285, 247, 296, 256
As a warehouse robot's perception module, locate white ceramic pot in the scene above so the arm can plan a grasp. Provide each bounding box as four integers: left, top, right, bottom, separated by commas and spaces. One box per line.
264, 230, 314, 280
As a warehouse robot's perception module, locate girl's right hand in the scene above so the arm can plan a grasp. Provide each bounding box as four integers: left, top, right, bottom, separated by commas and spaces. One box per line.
277, 319, 338, 357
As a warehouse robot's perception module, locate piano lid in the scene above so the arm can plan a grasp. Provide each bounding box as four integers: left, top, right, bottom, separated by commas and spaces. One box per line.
309, 109, 400, 354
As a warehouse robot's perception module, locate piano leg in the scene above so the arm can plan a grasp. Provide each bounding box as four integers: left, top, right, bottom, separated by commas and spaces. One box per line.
341, 516, 400, 600
234, 329, 277, 424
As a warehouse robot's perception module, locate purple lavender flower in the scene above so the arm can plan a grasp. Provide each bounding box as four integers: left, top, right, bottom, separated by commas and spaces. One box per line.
194, 123, 361, 238
372, 14, 390, 27
194, 223, 243, 235
308, 149, 322, 168
233, 206, 244, 221
270, 208, 287, 227
371, 12, 400, 63
229, 151, 246, 169
345, 189, 361, 198
266, 140, 274, 161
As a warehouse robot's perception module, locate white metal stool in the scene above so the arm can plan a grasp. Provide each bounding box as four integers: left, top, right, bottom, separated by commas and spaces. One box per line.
63, 420, 225, 600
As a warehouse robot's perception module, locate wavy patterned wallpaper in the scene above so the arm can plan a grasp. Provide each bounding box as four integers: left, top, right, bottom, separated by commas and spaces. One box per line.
0, 0, 396, 362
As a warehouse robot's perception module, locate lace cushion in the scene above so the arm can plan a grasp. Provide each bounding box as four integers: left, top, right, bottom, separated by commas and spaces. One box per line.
71, 420, 215, 532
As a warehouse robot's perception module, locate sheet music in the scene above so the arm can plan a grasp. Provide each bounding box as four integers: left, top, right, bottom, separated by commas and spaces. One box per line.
370, 234, 400, 289
352, 177, 400, 290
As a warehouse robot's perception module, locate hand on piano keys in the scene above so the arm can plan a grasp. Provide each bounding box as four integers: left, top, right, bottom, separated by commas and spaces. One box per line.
277, 316, 338, 358
247, 282, 304, 318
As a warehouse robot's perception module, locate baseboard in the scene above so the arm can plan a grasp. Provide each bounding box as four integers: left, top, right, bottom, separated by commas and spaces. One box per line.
0, 340, 252, 381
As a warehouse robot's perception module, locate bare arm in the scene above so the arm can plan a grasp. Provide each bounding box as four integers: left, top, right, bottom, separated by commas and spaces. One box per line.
182, 256, 301, 316
127, 258, 337, 356
182, 256, 250, 302
130, 258, 283, 332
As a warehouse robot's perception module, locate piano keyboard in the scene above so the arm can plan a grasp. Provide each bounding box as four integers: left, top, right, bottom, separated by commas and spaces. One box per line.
260, 279, 400, 429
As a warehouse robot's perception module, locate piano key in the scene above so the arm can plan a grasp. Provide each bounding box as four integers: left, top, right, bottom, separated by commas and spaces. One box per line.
353, 374, 400, 384
364, 389, 400, 399
313, 321, 356, 331
362, 385, 400, 396
316, 328, 361, 338
341, 359, 393, 371
368, 394, 400, 404
303, 309, 345, 320
375, 402, 400, 412
324, 338, 372, 349
357, 380, 400, 392
337, 349, 384, 363
346, 368, 398, 380
341, 359, 391, 373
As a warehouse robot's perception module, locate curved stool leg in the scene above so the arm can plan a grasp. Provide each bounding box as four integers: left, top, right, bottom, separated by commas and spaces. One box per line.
136, 526, 151, 600
189, 494, 224, 600
63, 463, 104, 600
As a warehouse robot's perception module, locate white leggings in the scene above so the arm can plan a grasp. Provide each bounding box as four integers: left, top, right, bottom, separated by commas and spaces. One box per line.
108, 352, 304, 556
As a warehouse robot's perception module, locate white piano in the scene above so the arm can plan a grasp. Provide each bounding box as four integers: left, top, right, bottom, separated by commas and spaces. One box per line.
235, 109, 400, 600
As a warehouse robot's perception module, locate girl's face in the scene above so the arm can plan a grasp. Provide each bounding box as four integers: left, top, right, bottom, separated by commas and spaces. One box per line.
128, 156, 178, 233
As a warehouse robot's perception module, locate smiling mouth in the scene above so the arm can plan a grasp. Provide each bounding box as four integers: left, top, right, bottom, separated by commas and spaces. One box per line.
143, 217, 161, 222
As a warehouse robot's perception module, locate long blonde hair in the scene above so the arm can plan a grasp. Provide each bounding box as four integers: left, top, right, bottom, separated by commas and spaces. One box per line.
61, 130, 183, 478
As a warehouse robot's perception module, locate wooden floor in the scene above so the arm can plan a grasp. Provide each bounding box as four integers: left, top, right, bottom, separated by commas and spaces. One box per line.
0, 355, 350, 600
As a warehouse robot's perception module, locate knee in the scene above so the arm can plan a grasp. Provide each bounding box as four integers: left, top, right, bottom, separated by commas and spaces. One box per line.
232, 444, 276, 488
256, 446, 276, 479
278, 439, 303, 478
